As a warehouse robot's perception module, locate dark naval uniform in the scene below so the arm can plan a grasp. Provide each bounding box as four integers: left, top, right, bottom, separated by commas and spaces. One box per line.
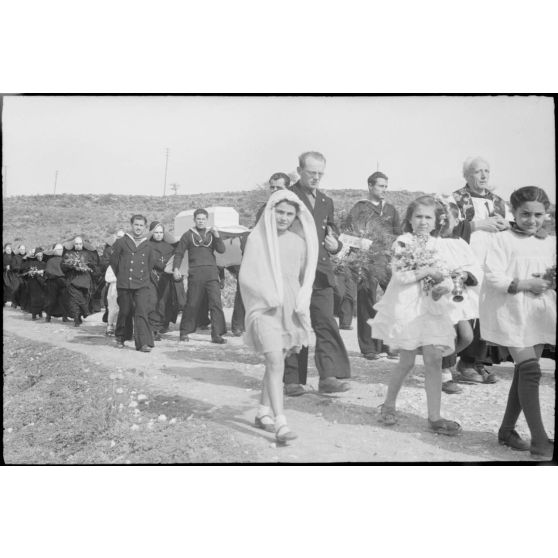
109, 234, 156, 350
284, 181, 351, 384
174, 227, 227, 341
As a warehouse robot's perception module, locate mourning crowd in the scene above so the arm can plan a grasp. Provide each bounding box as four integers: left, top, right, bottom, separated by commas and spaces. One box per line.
3, 152, 556, 457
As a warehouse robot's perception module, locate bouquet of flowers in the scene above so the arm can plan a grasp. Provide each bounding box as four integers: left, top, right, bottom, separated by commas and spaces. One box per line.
331, 218, 395, 286
22, 265, 44, 277
543, 265, 556, 290
63, 252, 91, 273
533, 264, 556, 290
392, 234, 461, 299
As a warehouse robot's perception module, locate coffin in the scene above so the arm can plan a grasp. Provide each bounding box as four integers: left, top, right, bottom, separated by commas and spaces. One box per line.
173, 207, 250, 269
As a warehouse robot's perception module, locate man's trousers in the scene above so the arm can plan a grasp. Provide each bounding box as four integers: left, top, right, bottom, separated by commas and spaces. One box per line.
284, 281, 351, 385
179, 266, 226, 339
116, 286, 153, 349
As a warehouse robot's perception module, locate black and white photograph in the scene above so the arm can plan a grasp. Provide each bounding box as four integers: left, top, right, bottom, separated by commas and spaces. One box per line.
2, 94, 555, 464
2, 3, 558, 558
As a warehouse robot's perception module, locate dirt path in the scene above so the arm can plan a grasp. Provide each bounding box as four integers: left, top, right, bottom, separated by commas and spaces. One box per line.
3, 307, 555, 462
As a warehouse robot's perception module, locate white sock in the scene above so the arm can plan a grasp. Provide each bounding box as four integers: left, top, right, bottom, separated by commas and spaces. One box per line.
441, 369, 452, 382
274, 414, 288, 431
256, 404, 272, 419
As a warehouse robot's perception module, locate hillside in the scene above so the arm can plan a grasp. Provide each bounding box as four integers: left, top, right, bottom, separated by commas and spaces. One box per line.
2, 189, 426, 249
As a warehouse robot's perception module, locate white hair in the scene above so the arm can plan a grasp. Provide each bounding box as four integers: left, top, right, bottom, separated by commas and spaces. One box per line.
462, 156, 490, 178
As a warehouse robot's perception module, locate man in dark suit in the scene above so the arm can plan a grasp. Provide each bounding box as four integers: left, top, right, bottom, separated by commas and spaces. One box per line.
284, 151, 351, 394
346, 171, 401, 361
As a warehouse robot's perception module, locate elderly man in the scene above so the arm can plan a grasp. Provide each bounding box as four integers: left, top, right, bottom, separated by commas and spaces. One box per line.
284, 151, 351, 394
345, 171, 401, 360
110, 215, 157, 352
61, 236, 98, 326
452, 156, 512, 384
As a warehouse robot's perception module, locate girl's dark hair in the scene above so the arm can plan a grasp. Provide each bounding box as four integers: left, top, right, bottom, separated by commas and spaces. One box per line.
274, 197, 300, 212
509, 186, 550, 210
402, 195, 450, 237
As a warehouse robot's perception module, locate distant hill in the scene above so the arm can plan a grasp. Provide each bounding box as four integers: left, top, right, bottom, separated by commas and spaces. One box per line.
2, 189, 426, 249
3, 189, 554, 250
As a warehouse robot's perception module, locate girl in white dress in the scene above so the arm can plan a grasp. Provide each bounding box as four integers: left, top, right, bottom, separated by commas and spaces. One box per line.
239, 190, 318, 445
480, 186, 555, 459
371, 196, 480, 436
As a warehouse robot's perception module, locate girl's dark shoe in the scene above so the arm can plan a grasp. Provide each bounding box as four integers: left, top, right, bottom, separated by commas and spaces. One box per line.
275, 425, 297, 445
530, 441, 554, 460
498, 429, 530, 451
153, 331, 162, 341
254, 415, 275, 433
428, 418, 462, 436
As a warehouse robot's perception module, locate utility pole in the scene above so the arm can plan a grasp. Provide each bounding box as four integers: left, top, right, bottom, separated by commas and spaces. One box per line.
2, 165, 6, 197
163, 148, 169, 197
53, 170, 59, 195
377, 160, 379, 171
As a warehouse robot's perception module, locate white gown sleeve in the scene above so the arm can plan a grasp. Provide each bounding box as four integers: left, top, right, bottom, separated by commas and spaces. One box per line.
483, 233, 514, 293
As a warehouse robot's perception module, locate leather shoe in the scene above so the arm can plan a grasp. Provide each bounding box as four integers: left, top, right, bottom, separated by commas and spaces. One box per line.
231, 330, 244, 337
318, 378, 350, 393
442, 381, 462, 394
115, 338, 125, 349
454, 361, 483, 383
138, 345, 152, 352
530, 440, 554, 460
477, 365, 498, 384
498, 429, 530, 451
153, 332, 162, 341
179, 335, 189, 342
363, 352, 380, 360
212, 336, 227, 344
284, 383, 306, 397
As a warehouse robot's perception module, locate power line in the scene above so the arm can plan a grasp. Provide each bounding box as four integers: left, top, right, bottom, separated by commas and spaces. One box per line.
163, 148, 169, 196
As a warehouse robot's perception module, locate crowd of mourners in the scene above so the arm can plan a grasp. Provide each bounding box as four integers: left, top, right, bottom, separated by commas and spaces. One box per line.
3, 152, 556, 459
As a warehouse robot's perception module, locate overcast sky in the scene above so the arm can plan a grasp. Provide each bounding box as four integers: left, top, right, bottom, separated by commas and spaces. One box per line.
2, 95, 555, 202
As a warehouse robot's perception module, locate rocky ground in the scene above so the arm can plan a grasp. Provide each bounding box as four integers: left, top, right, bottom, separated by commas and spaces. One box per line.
2, 306, 556, 463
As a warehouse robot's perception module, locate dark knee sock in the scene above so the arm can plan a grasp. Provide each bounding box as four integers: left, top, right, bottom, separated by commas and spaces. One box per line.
517, 358, 548, 447
500, 364, 521, 432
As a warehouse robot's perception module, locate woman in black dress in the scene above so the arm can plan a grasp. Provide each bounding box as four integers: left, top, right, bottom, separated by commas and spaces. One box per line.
147, 222, 183, 340
24, 247, 47, 320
